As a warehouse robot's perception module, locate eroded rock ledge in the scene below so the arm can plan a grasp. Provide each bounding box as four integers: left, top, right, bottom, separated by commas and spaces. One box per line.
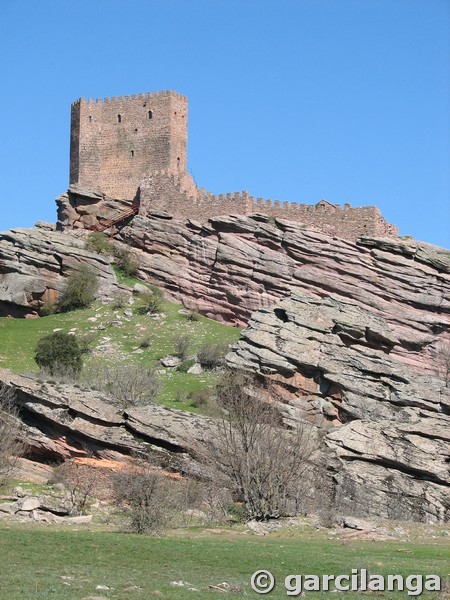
226, 292, 450, 523
0, 368, 211, 478
0, 225, 120, 317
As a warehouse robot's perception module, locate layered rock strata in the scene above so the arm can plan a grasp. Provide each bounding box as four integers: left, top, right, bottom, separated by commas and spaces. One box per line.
226, 293, 450, 522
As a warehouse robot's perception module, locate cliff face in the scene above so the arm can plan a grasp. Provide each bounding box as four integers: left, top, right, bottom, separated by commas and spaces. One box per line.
226, 293, 450, 522
0, 223, 120, 317
116, 212, 450, 375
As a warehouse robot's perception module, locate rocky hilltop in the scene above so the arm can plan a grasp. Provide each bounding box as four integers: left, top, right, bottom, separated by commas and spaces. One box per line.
1, 189, 450, 522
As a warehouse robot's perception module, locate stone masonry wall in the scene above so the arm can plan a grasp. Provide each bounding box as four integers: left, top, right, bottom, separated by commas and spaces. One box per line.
68, 89, 398, 241
140, 171, 398, 241
70, 91, 187, 200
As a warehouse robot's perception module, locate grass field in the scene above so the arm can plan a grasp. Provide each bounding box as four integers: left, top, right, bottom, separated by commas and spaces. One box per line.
0, 522, 448, 599
0, 289, 241, 411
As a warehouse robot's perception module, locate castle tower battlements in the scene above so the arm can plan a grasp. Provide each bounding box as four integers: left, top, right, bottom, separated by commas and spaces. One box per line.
66, 90, 398, 242
70, 91, 188, 200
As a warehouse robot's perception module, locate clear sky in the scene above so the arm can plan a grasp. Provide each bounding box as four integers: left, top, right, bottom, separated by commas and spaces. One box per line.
1, 0, 449, 247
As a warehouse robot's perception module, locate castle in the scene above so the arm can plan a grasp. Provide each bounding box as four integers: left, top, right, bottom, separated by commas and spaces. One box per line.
68, 90, 398, 241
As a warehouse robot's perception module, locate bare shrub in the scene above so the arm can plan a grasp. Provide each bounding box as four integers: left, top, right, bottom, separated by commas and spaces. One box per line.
50, 459, 99, 514
207, 370, 319, 521
188, 388, 212, 409
82, 361, 160, 407
112, 460, 181, 534
173, 334, 190, 361
197, 342, 228, 370
113, 245, 139, 276
0, 384, 27, 489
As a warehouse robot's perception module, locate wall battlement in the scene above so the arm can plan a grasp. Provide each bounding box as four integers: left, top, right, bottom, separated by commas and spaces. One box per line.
68, 90, 398, 241
72, 90, 187, 108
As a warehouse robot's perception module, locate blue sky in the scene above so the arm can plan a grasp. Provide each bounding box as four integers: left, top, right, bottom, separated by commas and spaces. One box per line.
1, 0, 449, 247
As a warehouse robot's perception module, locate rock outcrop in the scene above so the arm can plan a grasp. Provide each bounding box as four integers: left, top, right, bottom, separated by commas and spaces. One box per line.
226, 292, 450, 523
0, 369, 211, 477
0, 225, 120, 316
116, 211, 450, 375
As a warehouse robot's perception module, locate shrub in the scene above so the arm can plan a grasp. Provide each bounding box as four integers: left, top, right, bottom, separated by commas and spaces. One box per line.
40, 299, 57, 316
188, 388, 211, 409
113, 461, 180, 534
111, 292, 129, 309
114, 245, 139, 276
139, 336, 152, 349
196, 342, 228, 370
59, 265, 99, 312
135, 286, 163, 315
34, 332, 83, 376
85, 232, 114, 256
173, 334, 190, 361
186, 311, 200, 322
176, 358, 196, 373
81, 362, 160, 407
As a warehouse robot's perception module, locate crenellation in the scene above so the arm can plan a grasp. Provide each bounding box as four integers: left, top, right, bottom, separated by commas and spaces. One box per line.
69, 89, 398, 241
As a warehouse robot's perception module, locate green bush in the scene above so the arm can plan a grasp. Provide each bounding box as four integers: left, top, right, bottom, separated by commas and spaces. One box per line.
59, 265, 99, 312
186, 311, 200, 322
34, 332, 83, 376
135, 286, 163, 315
85, 232, 114, 256
176, 358, 196, 373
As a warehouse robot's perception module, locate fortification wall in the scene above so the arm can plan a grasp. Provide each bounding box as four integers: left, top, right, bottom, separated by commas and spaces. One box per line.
68, 90, 398, 241
139, 172, 398, 241
70, 91, 188, 200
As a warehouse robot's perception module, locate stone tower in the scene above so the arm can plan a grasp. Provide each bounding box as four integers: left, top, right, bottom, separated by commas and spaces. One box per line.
70, 91, 188, 200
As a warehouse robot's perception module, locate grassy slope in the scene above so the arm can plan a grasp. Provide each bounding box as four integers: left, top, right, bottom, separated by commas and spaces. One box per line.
0, 523, 447, 599
0, 290, 241, 412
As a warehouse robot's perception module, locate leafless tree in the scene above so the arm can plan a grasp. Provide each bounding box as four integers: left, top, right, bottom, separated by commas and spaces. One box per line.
0, 383, 27, 489
50, 459, 100, 514
207, 370, 319, 521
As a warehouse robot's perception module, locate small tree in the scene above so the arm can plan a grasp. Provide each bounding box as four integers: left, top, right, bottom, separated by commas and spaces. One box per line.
0, 384, 27, 489
35, 332, 83, 376
208, 370, 318, 521
59, 265, 99, 312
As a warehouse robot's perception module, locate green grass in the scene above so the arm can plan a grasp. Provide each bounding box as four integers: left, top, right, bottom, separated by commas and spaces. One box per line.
0, 523, 447, 599
0, 290, 241, 412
